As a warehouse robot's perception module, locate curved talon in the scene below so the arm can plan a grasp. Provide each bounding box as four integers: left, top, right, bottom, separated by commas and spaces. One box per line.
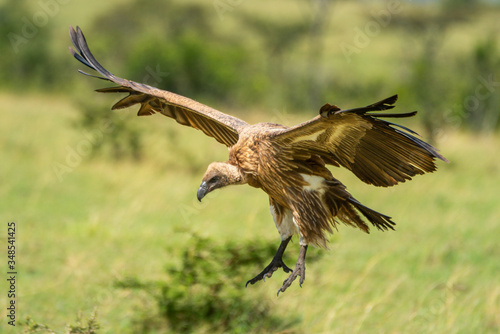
276, 245, 308, 295
277, 273, 297, 295
245, 259, 291, 287
282, 263, 292, 273
245, 237, 293, 288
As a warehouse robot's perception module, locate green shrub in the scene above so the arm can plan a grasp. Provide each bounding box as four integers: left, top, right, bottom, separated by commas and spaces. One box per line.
0, 0, 59, 91
114, 232, 321, 333
21, 310, 100, 334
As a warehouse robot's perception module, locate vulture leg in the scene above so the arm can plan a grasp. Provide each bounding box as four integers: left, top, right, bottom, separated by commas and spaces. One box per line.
277, 245, 308, 295
245, 236, 292, 287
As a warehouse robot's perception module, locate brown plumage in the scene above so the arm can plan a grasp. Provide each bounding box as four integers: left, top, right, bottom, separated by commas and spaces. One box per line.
69, 26, 448, 295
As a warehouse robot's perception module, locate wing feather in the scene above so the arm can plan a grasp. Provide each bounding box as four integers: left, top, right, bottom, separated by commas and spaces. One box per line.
272, 95, 448, 187
69, 25, 247, 147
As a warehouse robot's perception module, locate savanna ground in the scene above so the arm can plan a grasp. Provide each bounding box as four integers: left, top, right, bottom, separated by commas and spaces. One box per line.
1, 0, 499, 333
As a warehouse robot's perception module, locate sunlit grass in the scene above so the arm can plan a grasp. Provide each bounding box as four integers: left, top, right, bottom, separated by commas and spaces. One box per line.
0, 90, 499, 333
1, 0, 499, 332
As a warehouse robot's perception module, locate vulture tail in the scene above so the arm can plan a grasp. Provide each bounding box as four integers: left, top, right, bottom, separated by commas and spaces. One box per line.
323, 181, 396, 234
347, 197, 396, 232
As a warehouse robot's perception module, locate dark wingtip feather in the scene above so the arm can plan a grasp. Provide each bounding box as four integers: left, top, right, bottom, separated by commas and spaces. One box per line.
69, 46, 93, 70
365, 97, 449, 164
69, 25, 78, 50
69, 25, 117, 83
337, 94, 400, 115
95, 87, 134, 93
78, 70, 108, 81
393, 127, 449, 163
370, 111, 417, 118
380, 94, 398, 106
365, 94, 398, 110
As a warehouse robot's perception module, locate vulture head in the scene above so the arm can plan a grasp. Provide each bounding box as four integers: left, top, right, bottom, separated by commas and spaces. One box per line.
197, 162, 247, 201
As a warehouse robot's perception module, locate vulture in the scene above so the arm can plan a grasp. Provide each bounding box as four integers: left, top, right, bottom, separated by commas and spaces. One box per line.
69, 26, 447, 295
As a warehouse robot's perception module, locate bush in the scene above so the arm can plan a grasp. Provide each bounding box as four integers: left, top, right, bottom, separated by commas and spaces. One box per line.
0, 0, 60, 91
87, 0, 264, 107
460, 36, 500, 133
114, 232, 318, 333
21, 310, 100, 334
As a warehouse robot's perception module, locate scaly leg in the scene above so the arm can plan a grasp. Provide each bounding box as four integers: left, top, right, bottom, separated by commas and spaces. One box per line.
246, 237, 292, 287
277, 244, 308, 296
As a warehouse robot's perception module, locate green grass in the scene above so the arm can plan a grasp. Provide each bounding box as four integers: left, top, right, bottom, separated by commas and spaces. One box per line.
1, 1, 499, 332
0, 91, 499, 333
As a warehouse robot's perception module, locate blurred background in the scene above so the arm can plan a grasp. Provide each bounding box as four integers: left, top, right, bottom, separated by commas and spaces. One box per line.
1, 0, 499, 333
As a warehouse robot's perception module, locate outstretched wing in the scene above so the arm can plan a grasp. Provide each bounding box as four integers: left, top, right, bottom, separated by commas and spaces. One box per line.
69, 25, 248, 147
271, 95, 448, 187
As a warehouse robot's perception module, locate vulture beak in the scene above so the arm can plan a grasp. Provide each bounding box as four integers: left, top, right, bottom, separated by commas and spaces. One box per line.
197, 181, 208, 202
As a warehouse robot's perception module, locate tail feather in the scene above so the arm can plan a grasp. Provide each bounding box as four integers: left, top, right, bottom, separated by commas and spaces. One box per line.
323, 179, 395, 233
347, 197, 396, 232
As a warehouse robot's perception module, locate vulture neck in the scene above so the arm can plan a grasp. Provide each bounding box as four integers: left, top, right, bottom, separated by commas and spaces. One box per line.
216, 162, 247, 186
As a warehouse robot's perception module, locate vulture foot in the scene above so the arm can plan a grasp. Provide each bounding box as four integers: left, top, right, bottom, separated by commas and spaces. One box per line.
277, 245, 308, 296
245, 237, 292, 287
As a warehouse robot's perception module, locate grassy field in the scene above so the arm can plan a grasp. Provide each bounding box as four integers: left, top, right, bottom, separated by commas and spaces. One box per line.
1, 0, 499, 333
0, 90, 499, 333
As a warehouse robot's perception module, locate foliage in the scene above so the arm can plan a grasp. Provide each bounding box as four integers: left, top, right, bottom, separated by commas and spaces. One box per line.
114, 232, 316, 333
0, 0, 60, 90
2, 0, 497, 138
460, 36, 500, 133
406, 28, 449, 142
88, 0, 264, 106
65, 310, 100, 334
21, 310, 100, 334
20, 317, 55, 334
393, 3, 500, 139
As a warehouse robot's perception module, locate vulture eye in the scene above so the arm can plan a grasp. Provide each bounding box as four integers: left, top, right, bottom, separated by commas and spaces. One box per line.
209, 175, 220, 184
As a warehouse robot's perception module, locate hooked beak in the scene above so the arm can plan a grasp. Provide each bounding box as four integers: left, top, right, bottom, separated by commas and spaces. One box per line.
197, 181, 208, 202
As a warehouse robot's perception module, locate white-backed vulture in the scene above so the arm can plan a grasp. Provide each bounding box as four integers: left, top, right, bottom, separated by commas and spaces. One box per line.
69, 26, 447, 295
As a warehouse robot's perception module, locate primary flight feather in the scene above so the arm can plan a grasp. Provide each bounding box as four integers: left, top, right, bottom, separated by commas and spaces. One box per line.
69, 26, 447, 295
